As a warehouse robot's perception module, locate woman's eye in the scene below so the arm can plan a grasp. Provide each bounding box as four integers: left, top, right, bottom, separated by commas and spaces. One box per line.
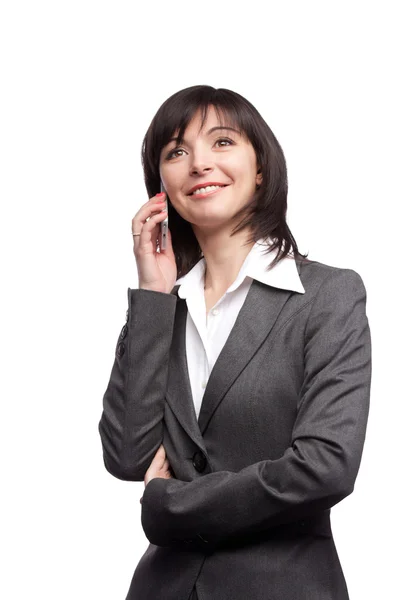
166, 137, 234, 160
215, 137, 233, 147
166, 148, 184, 159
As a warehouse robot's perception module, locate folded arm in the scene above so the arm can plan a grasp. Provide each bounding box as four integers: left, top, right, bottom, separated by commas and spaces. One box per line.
141, 269, 372, 549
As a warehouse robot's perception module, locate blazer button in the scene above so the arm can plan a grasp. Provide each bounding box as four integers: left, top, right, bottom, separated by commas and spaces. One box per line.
192, 450, 207, 473
116, 342, 125, 358
119, 324, 128, 340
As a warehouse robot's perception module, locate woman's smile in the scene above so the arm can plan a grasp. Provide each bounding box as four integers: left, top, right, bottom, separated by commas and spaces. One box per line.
188, 185, 230, 200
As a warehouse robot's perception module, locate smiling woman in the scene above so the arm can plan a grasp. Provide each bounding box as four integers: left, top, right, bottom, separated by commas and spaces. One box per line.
158, 108, 264, 242
99, 85, 371, 600
141, 85, 309, 281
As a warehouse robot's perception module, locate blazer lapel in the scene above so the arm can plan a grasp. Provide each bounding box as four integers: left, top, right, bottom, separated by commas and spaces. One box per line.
167, 278, 296, 440
166, 295, 201, 443
198, 279, 294, 432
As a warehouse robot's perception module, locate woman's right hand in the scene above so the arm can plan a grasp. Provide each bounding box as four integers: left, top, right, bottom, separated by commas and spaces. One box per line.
132, 193, 178, 294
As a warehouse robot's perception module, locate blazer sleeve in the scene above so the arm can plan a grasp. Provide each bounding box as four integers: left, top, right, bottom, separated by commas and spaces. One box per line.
141, 268, 372, 549
98, 288, 177, 481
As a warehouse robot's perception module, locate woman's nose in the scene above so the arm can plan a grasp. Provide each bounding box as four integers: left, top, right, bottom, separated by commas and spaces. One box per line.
190, 166, 214, 177
188, 146, 216, 175
189, 158, 215, 175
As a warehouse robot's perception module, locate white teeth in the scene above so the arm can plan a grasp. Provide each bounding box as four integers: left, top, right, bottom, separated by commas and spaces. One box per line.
191, 185, 225, 195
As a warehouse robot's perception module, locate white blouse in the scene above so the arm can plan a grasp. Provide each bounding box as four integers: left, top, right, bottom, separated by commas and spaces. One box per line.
175, 238, 306, 420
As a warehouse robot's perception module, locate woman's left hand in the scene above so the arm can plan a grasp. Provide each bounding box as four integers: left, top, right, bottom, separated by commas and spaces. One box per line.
140, 444, 173, 503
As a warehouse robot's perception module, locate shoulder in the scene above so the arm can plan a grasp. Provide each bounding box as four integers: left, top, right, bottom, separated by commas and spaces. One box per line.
295, 257, 367, 301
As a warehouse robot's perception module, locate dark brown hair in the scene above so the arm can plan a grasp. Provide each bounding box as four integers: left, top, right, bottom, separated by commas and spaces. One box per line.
141, 85, 309, 278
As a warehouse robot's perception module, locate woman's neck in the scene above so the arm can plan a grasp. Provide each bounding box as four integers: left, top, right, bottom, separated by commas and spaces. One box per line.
201, 233, 255, 293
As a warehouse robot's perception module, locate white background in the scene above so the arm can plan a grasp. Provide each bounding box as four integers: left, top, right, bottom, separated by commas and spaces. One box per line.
1, 1, 398, 598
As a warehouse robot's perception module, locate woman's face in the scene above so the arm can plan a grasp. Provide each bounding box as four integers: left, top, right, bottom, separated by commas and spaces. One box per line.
159, 105, 262, 234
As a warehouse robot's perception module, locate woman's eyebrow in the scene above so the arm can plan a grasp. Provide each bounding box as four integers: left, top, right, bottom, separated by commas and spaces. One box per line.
168, 126, 240, 144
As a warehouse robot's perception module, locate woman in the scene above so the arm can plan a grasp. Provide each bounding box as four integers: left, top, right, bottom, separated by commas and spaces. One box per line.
98, 85, 371, 600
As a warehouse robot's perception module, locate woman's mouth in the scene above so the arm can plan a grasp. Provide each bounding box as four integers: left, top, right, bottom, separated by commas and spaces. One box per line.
188, 185, 229, 199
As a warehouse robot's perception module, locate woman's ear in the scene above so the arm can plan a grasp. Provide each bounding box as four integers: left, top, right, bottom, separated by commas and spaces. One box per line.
256, 167, 262, 189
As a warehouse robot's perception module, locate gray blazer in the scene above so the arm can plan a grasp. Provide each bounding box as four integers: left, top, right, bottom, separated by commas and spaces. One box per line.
98, 257, 372, 600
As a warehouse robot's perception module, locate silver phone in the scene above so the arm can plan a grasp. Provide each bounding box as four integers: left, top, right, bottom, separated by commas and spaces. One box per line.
160, 181, 168, 250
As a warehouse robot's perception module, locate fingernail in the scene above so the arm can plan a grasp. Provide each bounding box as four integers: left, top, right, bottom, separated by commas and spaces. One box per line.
156, 193, 165, 198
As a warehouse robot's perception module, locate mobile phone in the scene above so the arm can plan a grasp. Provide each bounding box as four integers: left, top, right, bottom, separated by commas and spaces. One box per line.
160, 181, 168, 250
